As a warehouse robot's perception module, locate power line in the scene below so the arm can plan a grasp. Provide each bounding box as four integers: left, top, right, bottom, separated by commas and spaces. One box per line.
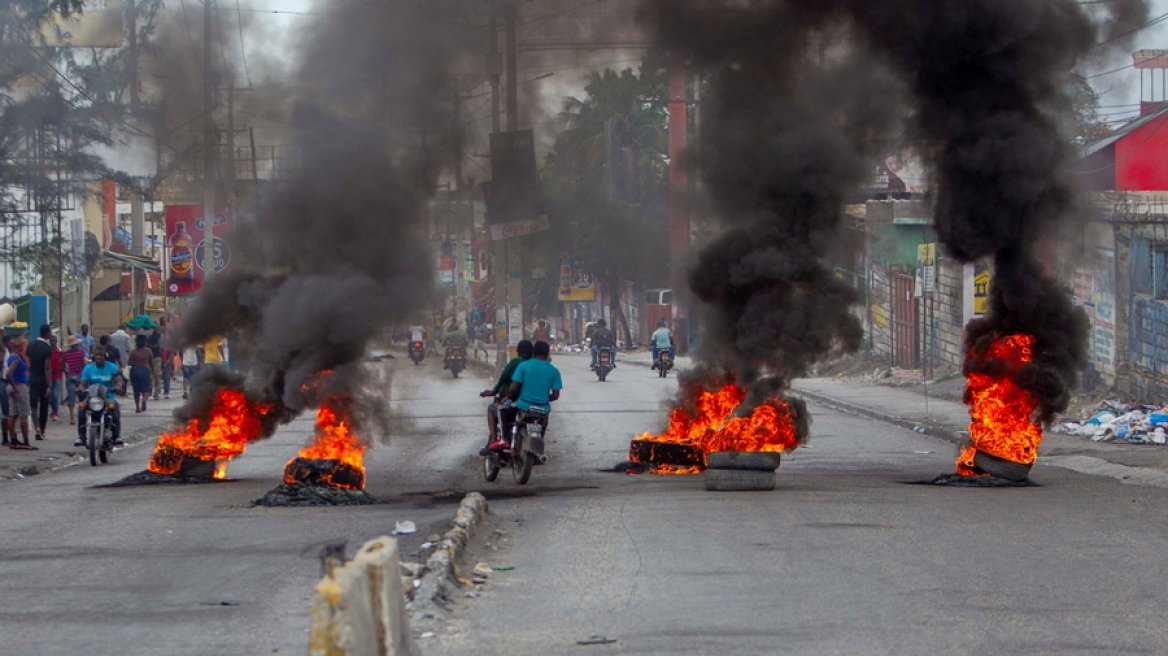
235, 0, 253, 86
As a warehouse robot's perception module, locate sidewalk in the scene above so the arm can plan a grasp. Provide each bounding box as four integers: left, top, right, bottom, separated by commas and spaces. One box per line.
622, 350, 1168, 487
0, 388, 184, 481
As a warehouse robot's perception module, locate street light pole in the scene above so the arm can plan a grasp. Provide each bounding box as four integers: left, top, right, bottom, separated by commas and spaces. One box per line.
202, 0, 216, 289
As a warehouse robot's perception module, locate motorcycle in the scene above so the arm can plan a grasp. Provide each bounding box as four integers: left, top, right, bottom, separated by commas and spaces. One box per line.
80, 384, 117, 466
593, 346, 616, 382
654, 349, 674, 378
445, 347, 467, 378
408, 341, 425, 365
483, 405, 549, 485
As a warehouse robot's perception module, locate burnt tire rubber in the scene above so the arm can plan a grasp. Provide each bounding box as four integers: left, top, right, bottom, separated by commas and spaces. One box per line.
703, 468, 776, 492
974, 450, 1033, 481
705, 451, 781, 471
483, 453, 501, 482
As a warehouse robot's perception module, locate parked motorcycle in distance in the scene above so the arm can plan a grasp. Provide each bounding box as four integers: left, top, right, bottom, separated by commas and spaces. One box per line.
81, 384, 117, 466
654, 349, 674, 378
445, 347, 467, 378
409, 341, 424, 365
593, 346, 616, 382
483, 406, 549, 485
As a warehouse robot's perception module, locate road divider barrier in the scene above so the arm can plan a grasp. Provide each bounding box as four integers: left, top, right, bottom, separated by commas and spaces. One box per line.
309, 536, 418, 656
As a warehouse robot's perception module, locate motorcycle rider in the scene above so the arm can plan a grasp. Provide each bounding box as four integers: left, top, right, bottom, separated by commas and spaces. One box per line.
478, 339, 533, 455
73, 347, 124, 447
409, 322, 426, 348
506, 340, 562, 415
442, 324, 468, 369
590, 319, 617, 369
650, 319, 675, 369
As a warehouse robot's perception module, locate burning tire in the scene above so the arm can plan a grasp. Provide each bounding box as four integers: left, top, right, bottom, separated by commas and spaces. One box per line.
705, 451, 780, 471
704, 468, 776, 491
973, 450, 1032, 481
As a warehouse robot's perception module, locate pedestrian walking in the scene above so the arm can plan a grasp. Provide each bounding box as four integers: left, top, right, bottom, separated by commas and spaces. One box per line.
62, 335, 87, 425
0, 335, 11, 446
181, 346, 198, 399
128, 335, 153, 413
110, 324, 132, 362
49, 335, 63, 423
74, 324, 94, 358
148, 323, 165, 399
26, 324, 53, 441
6, 339, 35, 449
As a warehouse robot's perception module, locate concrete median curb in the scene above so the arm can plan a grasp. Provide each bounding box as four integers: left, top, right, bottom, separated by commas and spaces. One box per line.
409, 491, 488, 622
309, 536, 418, 656
791, 385, 966, 446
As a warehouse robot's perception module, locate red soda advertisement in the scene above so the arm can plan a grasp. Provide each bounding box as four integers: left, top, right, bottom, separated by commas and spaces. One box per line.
164, 205, 233, 295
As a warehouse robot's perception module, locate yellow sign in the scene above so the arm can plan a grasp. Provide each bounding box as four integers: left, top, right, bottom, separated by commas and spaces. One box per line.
973, 267, 992, 315
557, 253, 595, 302
871, 303, 889, 329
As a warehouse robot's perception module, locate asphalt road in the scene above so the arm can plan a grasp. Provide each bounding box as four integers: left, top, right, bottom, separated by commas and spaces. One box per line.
4, 351, 1168, 655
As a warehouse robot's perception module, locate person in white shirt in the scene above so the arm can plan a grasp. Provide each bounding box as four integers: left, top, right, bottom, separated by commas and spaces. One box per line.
650, 320, 675, 369
110, 325, 132, 361
181, 346, 199, 399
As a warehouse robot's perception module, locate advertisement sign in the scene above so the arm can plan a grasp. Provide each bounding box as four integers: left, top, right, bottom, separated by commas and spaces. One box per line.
507, 304, 524, 346
973, 263, 992, 315
915, 243, 936, 297
485, 130, 548, 240
556, 252, 595, 302
164, 205, 232, 296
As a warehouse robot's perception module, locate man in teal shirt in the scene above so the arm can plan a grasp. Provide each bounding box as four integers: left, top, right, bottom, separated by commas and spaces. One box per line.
479, 339, 533, 454
508, 341, 562, 411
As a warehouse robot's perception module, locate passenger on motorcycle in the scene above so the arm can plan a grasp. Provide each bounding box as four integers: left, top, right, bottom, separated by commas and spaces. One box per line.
478, 339, 533, 455
650, 319, 675, 369
409, 323, 426, 349
72, 347, 124, 447
590, 319, 617, 369
506, 340, 562, 413
442, 324, 469, 368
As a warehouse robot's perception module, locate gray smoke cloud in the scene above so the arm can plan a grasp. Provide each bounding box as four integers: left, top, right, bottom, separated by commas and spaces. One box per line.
639, 0, 1147, 420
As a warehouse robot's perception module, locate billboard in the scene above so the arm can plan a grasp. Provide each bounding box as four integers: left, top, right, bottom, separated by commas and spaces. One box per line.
164, 205, 233, 295
486, 130, 548, 240
557, 252, 595, 302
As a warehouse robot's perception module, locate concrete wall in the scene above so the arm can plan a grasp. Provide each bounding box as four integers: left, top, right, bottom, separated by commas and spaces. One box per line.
1126, 295, 1168, 401
927, 255, 966, 369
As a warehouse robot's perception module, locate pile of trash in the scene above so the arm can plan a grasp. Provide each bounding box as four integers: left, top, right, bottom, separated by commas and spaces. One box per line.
1052, 399, 1168, 445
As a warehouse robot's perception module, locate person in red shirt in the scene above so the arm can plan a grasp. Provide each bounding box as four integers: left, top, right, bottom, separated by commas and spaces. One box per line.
61, 336, 88, 425
49, 335, 64, 423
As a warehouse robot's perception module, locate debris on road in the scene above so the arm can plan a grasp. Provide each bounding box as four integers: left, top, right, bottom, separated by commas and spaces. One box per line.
490, 565, 514, 571
1052, 399, 1168, 445
392, 520, 417, 535
577, 636, 618, 645
252, 482, 380, 506
472, 562, 493, 578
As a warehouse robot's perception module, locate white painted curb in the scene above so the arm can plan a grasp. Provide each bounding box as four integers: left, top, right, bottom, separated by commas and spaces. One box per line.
309, 536, 419, 656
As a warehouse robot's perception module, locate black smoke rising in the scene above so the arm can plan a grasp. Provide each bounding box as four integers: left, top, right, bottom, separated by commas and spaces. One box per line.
169, 1, 484, 434
640, 0, 1145, 423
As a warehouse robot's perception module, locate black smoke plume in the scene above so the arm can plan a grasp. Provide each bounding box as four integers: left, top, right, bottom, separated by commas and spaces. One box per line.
168, 1, 485, 436
639, 0, 1145, 425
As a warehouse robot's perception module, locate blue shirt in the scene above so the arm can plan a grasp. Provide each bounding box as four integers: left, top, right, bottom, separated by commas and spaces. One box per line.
7, 355, 28, 385
76, 334, 94, 357
652, 328, 673, 348
80, 361, 121, 387
511, 358, 563, 410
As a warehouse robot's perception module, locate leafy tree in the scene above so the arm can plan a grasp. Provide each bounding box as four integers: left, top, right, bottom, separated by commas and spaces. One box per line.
1067, 73, 1113, 142
0, 0, 115, 293
539, 58, 671, 345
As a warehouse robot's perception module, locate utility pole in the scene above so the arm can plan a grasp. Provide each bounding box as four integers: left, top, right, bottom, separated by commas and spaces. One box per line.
452, 90, 465, 325
667, 54, 689, 354
502, 1, 522, 364
128, 0, 144, 315
226, 82, 236, 206
202, 0, 217, 289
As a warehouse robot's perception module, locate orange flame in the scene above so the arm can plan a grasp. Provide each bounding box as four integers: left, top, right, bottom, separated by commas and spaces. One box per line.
957, 333, 1042, 474
633, 379, 799, 474
148, 389, 272, 475
284, 396, 366, 489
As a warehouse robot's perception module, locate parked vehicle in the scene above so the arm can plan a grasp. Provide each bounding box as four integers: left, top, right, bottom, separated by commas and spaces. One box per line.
408, 341, 424, 365
483, 406, 549, 485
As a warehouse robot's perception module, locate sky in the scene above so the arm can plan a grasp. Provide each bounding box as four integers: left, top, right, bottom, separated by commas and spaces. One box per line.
1082, 0, 1168, 126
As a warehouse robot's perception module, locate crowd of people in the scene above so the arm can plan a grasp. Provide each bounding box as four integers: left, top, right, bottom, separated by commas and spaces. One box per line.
1, 320, 226, 450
